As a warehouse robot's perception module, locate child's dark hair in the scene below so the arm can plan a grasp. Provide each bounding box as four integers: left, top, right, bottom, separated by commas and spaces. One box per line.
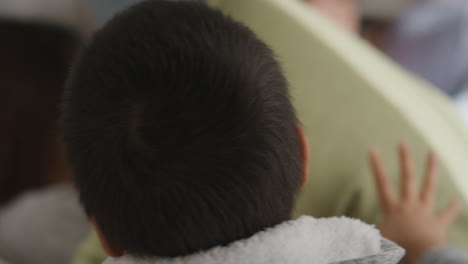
64, 0, 303, 258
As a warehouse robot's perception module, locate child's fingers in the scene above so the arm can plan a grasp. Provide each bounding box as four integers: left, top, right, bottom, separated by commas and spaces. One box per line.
438, 200, 461, 228
369, 149, 397, 210
420, 152, 438, 205
399, 143, 416, 201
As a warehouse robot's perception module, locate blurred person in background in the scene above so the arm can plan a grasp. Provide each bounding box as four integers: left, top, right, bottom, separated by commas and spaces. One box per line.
363, 0, 468, 99
362, 0, 468, 122
308, 0, 468, 123
0, 0, 94, 263
305, 0, 360, 32
309, 0, 468, 99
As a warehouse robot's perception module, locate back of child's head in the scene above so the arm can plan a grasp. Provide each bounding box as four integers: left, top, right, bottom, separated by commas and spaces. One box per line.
64, 0, 303, 258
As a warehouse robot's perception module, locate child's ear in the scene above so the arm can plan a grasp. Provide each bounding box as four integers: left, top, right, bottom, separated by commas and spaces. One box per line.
295, 123, 310, 187
91, 217, 125, 257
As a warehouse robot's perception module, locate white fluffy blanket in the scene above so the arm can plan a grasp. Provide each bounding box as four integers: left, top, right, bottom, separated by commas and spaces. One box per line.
104, 216, 383, 264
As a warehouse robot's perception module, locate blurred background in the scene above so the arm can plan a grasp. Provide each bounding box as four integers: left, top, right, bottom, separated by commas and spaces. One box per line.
2, 0, 468, 263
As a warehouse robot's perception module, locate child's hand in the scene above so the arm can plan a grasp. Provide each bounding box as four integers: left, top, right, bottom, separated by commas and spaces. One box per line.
368, 143, 461, 264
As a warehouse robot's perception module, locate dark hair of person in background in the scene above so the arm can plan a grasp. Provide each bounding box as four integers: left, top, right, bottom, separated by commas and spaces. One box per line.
360, 18, 392, 47
0, 19, 81, 205
64, 0, 303, 258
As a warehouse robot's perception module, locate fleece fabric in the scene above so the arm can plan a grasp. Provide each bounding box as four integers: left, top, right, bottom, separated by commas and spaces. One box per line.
103, 216, 404, 264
